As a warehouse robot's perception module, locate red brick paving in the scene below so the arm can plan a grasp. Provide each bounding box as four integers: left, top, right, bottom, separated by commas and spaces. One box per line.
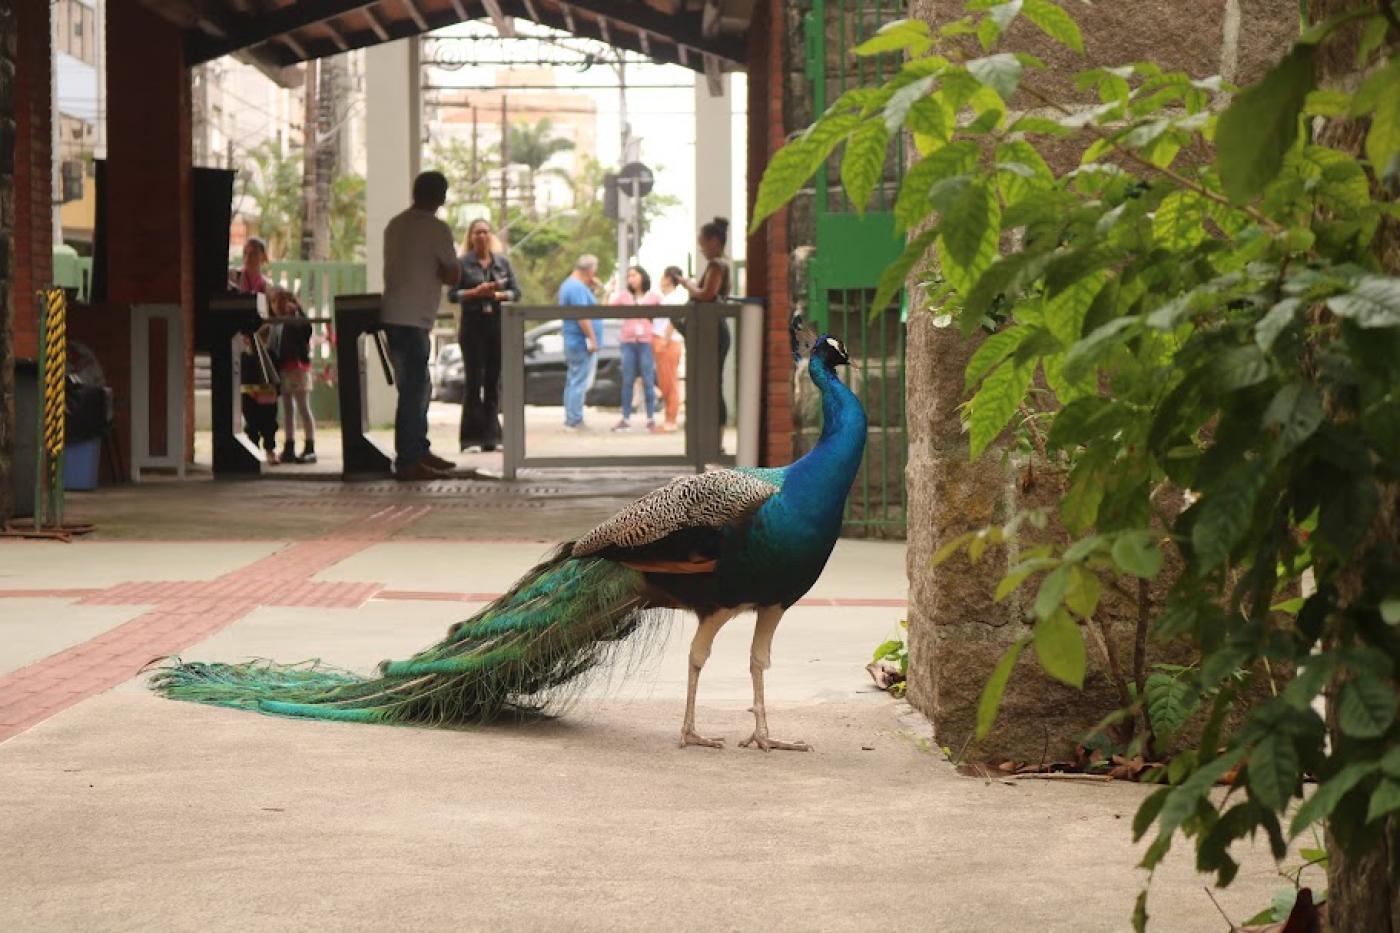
0, 505, 428, 743
0, 501, 905, 743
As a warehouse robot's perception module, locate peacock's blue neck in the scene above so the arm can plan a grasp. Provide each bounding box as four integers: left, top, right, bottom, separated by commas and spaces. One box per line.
781, 358, 867, 532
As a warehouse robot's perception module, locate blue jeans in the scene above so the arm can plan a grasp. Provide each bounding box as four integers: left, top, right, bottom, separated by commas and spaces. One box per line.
619, 341, 656, 421
562, 342, 598, 427
383, 324, 432, 466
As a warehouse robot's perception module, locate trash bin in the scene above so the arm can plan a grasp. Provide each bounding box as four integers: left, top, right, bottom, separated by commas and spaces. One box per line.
64, 376, 111, 491
64, 438, 101, 491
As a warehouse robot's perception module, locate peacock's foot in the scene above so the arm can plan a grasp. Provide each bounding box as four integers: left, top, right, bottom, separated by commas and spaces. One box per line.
679, 727, 726, 749
739, 731, 811, 752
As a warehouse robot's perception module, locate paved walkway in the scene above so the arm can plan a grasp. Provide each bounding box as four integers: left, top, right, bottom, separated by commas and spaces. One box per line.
1, 476, 1288, 931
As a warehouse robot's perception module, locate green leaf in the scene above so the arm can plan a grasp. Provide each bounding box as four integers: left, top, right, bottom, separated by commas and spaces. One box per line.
750, 112, 861, 231
1338, 676, 1396, 739
1303, 88, 1351, 117
1008, 114, 1071, 136
1133, 787, 1171, 841
1326, 276, 1400, 329
939, 181, 1001, 294
1319, 472, 1380, 556
1367, 778, 1400, 824
1112, 532, 1163, 579
883, 75, 938, 134
1033, 564, 1070, 621
1382, 598, 1400, 626
969, 359, 1034, 458
967, 53, 1024, 99
1146, 672, 1199, 740
1366, 76, 1400, 177
1064, 317, 1142, 382
987, 0, 1024, 32
1248, 734, 1300, 810
905, 96, 950, 140
871, 226, 939, 314
894, 142, 978, 233
872, 639, 904, 662
1132, 890, 1149, 933
1064, 565, 1101, 617
1255, 297, 1302, 352
931, 530, 974, 567
1022, 0, 1084, 54
976, 638, 1029, 739
1212, 345, 1271, 392
1152, 190, 1207, 250
840, 121, 891, 214
1033, 609, 1086, 688
1290, 760, 1380, 836
995, 140, 1054, 206
1263, 382, 1323, 459
852, 18, 932, 57
1061, 447, 1110, 535
965, 325, 1032, 391
1215, 44, 1316, 203
1191, 461, 1266, 569
1044, 270, 1109, 348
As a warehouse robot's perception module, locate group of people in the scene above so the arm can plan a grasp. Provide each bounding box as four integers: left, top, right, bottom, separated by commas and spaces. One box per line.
233, 170, 737, 482
552, 216, 734, 434
232, 236, 317, 466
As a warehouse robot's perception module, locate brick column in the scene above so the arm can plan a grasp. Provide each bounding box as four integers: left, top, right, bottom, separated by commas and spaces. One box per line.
0, 3, 17, 516
747, 0, 794, 467
104, 0, 194, 460
12, 0, 52, 361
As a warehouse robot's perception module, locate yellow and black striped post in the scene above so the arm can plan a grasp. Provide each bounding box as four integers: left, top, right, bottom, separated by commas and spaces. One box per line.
34, 287, 67, 528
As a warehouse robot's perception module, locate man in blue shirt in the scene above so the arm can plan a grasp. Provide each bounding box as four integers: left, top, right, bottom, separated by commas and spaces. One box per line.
558, 255, 604, 429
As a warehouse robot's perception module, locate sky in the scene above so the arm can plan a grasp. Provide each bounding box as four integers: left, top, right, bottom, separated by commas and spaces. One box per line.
423, 18, 748, 285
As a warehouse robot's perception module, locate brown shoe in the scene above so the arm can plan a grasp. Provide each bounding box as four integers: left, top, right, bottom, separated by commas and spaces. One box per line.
421, 452, 456, 472
395, 460, 448, 482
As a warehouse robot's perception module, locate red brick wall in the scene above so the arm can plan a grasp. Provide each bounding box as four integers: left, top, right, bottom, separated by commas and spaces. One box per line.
13, 0, 52, 360
105, 0, 194, 459
747, 0, 794, 467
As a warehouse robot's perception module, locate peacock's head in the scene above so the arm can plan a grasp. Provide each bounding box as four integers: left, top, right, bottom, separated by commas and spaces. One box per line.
810, 333, 851, 369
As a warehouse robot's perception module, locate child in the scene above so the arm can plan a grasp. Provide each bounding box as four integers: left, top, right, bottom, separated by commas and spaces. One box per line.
240, 328, 280, 464
268, 288, 317, 464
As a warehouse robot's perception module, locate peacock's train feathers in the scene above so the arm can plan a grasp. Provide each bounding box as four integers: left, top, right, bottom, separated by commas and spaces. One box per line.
150, 544, 673, 726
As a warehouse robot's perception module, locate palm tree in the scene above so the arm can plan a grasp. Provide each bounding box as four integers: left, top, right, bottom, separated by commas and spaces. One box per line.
506, 118, 575, 215
240, 139, 303, 259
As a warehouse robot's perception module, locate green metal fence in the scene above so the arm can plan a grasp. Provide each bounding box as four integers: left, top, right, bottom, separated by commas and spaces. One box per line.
801, 0, 908, 539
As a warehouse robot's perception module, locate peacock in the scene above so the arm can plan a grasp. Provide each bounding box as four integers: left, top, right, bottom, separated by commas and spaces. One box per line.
151, 326, 866, 751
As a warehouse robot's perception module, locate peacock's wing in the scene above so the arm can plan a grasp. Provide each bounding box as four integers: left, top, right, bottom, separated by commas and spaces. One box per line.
571, 469, 781, 572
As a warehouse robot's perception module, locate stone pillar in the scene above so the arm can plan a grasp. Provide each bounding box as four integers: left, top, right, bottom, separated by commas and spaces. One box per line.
365, 38, 422, 294
105, 0, 194, 460
0, 2, 18, 517
903, 0, 1299, 759
746, 0, 793, 467
694, 74, 732, 247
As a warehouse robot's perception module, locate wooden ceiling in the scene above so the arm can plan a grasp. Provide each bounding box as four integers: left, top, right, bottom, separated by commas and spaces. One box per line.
141, 0, 752, 80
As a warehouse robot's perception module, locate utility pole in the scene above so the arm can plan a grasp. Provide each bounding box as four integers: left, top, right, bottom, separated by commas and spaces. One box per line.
311, 55, 340, 261
299, 58, 319, 261
470, 105, 479, 199
498, 95, 509, 248
614, 52, 630, 293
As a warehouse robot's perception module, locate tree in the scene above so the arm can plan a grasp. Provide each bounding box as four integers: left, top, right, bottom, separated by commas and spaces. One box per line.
240, 138, 303, 260
328, 172, 365, 263
427, 137, 497, 239
506, 118, 575, 215
752, 2, 1400, 929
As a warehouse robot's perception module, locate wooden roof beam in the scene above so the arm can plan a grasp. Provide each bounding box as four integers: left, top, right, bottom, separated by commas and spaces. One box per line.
186, 0, 384, 65
481, 0, 517, 37
553, 0, 743, 65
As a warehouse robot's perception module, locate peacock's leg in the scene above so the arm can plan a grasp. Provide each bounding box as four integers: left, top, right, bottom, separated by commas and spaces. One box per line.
739, 605, 810, 752
680, 610, 733, 748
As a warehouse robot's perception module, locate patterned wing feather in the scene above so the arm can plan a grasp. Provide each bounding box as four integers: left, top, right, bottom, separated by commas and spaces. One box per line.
572, 470, 780, 558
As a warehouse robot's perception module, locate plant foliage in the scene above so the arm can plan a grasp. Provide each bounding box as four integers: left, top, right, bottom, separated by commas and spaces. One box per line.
754, 1, 1400, 927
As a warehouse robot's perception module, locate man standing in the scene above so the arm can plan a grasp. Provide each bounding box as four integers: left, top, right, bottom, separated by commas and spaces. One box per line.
558, 255, 603, 431
381, 171, 461, 480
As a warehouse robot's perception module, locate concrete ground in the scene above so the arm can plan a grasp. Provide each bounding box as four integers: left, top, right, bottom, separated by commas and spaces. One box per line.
1, 474, 1286, 931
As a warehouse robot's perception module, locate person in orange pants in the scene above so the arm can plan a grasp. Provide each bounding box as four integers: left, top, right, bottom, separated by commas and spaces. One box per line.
652, 266, 688, 432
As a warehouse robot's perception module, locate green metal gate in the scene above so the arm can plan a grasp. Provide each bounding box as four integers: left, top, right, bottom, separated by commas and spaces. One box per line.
800, 0, 908, 539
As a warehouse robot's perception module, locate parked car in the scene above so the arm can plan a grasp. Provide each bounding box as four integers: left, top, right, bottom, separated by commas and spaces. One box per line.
431, 320, 624, 407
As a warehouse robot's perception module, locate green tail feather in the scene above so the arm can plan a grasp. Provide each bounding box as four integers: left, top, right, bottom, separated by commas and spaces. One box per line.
149, 544, 665, 727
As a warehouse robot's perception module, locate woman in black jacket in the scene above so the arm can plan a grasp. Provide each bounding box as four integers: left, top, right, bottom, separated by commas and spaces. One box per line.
448, 218, 521, 452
